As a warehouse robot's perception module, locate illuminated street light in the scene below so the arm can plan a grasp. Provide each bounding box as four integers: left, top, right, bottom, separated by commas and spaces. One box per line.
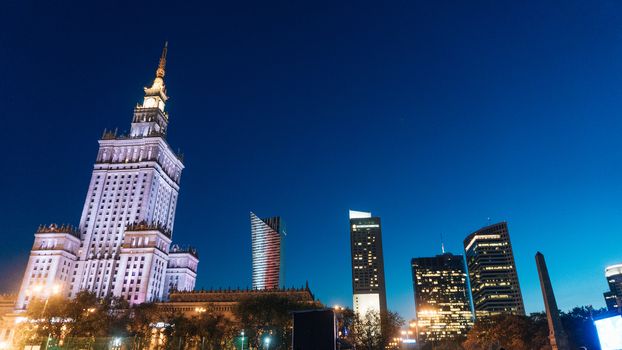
264, 336, 271, 350
240, 330, 245, 350
111, 337, 122, 350
27, 284, 63, 350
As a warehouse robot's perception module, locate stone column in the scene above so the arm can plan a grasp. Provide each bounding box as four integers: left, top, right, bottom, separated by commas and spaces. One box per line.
535, 252, 569, 350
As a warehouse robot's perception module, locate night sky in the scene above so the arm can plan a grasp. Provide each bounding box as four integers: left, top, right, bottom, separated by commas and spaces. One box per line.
2, 0, 622, 320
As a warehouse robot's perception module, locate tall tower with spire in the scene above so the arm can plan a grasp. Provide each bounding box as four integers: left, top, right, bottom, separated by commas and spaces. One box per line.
15, 44, 198, 310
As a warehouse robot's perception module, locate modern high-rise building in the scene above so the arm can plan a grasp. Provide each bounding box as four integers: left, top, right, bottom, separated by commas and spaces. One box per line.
15, 44, 198, 310
250, 212, 286, 290
463, 221, 525, 318
349, 210, 387, 317
411, 253, 474, 342
603, 264, 622, 312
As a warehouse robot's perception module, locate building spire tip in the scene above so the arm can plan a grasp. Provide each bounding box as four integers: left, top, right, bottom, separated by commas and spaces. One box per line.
156, 42, 168, 79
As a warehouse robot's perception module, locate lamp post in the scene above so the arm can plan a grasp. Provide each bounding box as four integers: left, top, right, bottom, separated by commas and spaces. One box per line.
410, 321, 418, 344
264, 336, 271, 350
240, 330, 245, 350
29, 284, 61, 350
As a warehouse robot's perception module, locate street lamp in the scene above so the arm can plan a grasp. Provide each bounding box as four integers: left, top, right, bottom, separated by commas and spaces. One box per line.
240, 330, 245, 350
264, 336, 271, 350
111, 337, 122, 350
28, 283, 61, 350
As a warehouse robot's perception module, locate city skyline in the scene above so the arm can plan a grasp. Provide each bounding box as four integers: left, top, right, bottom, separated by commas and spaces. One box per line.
3, 0, 622, 321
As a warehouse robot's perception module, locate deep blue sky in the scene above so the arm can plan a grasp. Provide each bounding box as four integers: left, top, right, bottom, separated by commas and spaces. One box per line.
2, 0, 622, 319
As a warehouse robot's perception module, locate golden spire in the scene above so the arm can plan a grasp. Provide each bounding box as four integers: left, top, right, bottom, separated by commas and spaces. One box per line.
156, 41, 168, 79
144, 42, 169, 102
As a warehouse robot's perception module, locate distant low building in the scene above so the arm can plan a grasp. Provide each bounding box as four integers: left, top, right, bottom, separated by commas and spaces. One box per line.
157, 285, 319, 320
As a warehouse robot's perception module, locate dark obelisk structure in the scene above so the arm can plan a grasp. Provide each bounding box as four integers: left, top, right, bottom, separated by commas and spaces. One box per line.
535, 252, 569, 350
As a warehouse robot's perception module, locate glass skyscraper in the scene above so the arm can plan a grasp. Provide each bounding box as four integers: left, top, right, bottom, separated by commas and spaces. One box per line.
463, 221, 525, 318
411, 253, 474, 342
250, 212, 285, 290
349, 210, 388, 317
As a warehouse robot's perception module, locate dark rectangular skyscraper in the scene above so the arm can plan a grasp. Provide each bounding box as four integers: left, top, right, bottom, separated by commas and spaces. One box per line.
349, 210, 387, 317
463, 222, 525, 317
251, 212, 286, 290
411, 253, 474, 342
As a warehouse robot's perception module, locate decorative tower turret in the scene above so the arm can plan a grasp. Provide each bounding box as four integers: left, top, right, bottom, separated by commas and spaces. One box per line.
131, 42, 170, 138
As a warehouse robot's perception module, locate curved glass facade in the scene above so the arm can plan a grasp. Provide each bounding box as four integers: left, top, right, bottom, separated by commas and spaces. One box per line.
250, 212, 285, 290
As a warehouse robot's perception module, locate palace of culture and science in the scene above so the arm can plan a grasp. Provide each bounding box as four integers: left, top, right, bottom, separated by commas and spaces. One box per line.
15, 44, 199, 310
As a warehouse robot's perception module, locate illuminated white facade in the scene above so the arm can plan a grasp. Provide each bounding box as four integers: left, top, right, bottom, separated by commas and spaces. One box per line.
595, 315, 622, 350
16, 44, 198, 310
164, 245, 199, 296
353, 293, 381, 316
15, 225, 81, 309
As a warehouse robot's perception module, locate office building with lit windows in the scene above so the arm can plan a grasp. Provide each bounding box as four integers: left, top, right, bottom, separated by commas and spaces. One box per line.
15, 44, 198, 310
250, 212, 286, 290
411, 253, 474, 342
463, 222, 525, 318
603, 264, 622, 312
349, 210, 388, 317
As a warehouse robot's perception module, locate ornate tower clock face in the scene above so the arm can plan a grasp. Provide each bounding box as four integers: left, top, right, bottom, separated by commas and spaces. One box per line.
144, 97, 156, 108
